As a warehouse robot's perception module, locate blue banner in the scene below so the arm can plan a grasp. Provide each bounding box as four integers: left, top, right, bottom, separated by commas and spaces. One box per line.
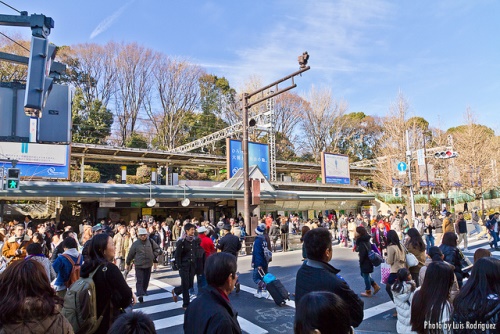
229, 139, 270, 179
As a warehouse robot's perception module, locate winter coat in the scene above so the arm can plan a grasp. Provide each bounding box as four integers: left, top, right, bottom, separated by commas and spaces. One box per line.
439, 244, 464, 287
386, 244, 406, 274
175, 237, 200, 269
393, 281, 417, 334
184, 285, 241, 334
355, 234, 373, 274
26, 254, 56, 282
199, 233, 215, 258
52, 248, 82, 290
126, 238, 160, 269
217, 233, 241, 258
405, 241, 426, 276
1, 235, 32, 263
251, 235, 268, 269
418, 258, 459, 303
0, 298, 73, 334
295, 259, 364, 328
456, 218, 467, 234
442, 217, 454, 234
113, 233, 128, 259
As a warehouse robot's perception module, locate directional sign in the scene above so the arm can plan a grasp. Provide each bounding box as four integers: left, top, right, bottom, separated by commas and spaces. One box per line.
397, 162, 407, 172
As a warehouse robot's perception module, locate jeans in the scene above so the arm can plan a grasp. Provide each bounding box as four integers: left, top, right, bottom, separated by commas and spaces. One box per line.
469, 224, 482, 236
361, 272, 374, 290
490, 231, 499, 248
425, 235, 435, 254
174, 262, 196, 307
196, 274, 207, 295
135, 267, 152, 297
385, 273, 398, 302
253, 266, 268, 291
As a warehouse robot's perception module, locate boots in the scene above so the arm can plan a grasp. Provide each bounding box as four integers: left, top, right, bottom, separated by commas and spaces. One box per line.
360, 290, 372, 297
372, 282, 381, 295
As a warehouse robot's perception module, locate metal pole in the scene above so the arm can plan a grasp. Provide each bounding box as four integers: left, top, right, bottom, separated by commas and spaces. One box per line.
242, 93, 251, 235
423, 135, 431, 211
406, 130, 416, 220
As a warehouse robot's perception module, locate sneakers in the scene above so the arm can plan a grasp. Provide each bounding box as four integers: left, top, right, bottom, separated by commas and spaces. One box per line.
235, 282, 240, 293
261, 290, 269, 299
171, 290, 178, 303
254, 291, 263, 299
138, 296, 144, 303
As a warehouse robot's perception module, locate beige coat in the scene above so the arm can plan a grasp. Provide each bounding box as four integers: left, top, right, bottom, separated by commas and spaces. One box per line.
113, 232, 129, 259
442, 217, 454, 234
386, 244, 406, 274
418, 258, 459, 302
406, 241, 426, 275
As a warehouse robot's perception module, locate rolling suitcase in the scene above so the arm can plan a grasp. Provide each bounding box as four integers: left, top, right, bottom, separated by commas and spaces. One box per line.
259, 268, 289, 306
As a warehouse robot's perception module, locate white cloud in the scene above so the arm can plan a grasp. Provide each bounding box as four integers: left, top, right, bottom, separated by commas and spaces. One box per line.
90, 0, 134, 39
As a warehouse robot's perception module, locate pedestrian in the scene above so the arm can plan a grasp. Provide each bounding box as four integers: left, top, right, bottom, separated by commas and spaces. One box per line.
280, 217, 289, 252
252, 223, 271, 299
391, 268, 417, 334
355, 226, 381, 297
410, 262, 455, 333
196, 226, 215, 294
269, 220, 280, 252
52, 237, 83, 298
452, 257, 500, 333
113, 224, 129, 271
300, 226, 310, 260
80, 233, 134, 334
172, 220, 182, 241
295, 227, 364, 328
455, 212, 468, 251
1, 223, 32, 264
423, 213, 436, 254
372, 222, 387, 254
469, 209, 482, 238
473, 248, 491, 263
486, 212, 500, 250
171, 223, 200, 310
404, 228, 426, 286
385, 230, 406, 304
0, 259, 74, 333
125, 228, 161, 303
149, 225, 161, 272
439, 232, 466, 288
442, 212, 454, 234
26, 242, 56, 283
217, 224, 242, 293
107, 311, 156, 334
418, 246, 459, 303
295, 291, 354, 334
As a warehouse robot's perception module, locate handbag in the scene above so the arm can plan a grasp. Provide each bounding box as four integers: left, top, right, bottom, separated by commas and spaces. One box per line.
380, 262, 391, 284
401, 242, 418, 267
258, 268, 276, 284
364, 243, 383, 267
458, 249, 473, 272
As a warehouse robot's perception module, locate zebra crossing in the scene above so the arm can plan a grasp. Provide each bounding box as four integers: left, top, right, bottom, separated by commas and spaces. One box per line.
126, 273, 269, 334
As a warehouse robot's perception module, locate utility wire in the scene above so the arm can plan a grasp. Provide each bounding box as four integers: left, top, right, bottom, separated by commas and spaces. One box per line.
0, 32, 30, 53
0, 1, 21, 14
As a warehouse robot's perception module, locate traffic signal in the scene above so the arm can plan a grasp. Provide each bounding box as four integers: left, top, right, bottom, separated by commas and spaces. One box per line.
434, 150, 458, 159
6, 168, 20, 190
24, 37, 57, 117
392, 187, 401, 197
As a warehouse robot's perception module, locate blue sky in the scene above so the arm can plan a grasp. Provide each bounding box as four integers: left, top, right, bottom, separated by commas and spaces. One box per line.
3, 0, 500, 133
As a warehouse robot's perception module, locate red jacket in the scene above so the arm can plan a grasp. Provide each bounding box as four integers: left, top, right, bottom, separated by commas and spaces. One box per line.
199, 234, 215, 258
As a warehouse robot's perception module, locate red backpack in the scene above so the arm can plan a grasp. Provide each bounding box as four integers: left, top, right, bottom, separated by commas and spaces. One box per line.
62, 254, 82, 288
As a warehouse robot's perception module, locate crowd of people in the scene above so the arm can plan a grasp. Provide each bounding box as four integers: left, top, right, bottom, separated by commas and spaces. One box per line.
0, 207, 499, 333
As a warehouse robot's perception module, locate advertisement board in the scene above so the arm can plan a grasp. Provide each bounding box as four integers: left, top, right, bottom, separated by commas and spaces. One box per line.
227, 139, 270, 179
321, 152, 350, 185
0, 142, 70, 179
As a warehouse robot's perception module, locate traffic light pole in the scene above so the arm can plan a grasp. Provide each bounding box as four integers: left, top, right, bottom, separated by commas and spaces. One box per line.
406, 130, 416, 220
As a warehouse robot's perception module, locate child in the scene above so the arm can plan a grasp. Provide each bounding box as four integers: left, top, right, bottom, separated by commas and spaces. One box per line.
392, 268, 417, 333
340, 223, 349, 247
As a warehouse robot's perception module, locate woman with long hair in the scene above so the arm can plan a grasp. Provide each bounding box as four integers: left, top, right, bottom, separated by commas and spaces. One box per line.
405, 228, 426, 286
355, 226, 381, 297
0, 259, 73, 333
80, 233, 134, 334
385, 230, 406, 303
439, 232, 465, 288
411, 262, 454, 333
300, 226, 310, 260
452, 257, 500, 333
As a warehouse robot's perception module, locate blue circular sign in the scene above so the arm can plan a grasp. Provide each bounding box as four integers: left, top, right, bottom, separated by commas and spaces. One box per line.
397, 162, 407, 172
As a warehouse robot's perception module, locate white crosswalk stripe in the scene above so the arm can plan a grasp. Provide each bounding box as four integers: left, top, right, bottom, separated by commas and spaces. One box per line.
126, 272, 269, 334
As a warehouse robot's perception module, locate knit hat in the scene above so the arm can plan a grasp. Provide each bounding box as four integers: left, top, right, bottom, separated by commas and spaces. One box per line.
255, 224, 265, 235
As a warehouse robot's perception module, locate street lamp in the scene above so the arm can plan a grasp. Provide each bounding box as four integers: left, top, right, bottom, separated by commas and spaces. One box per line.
242, 53, 311, 234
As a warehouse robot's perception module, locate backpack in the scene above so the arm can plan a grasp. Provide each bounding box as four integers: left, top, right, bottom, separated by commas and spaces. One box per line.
62, 254, 82, 288
61, 265, 109, 334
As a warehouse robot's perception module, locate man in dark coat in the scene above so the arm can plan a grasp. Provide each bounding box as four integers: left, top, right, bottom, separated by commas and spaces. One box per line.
217, 224, 242, 292
295, 227, 364, 328
184, 252, 241, 334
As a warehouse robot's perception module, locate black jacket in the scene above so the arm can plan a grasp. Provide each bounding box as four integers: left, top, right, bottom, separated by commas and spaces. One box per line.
184, 285, 242, 334
217, 233, 241, 258
356, 234, 374, 274
295, 259, 364, 328
456, 218, 467, 234
440, 244, 464, 286
176, 237, 200, 268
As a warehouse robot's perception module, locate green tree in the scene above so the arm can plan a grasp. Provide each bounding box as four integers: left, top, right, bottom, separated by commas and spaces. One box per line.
126, 132, 149, 149
337, 112, 381, 161
72, 88, 113, 144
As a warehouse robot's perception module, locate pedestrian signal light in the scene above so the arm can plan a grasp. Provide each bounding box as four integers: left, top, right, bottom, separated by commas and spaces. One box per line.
6, 168, 20, 190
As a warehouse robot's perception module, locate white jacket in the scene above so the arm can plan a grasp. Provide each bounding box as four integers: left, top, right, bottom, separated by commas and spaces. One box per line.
393, 281, 417, 334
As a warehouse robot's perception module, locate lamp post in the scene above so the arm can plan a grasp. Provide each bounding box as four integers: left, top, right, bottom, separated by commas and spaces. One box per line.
242, 53, 310, 234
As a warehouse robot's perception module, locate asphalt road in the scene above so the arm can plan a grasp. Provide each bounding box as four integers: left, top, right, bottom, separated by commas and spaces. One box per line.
128, 228, 499, 334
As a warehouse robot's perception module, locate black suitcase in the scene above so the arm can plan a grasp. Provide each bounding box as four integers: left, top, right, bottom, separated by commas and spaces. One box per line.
266, 279, 289, 306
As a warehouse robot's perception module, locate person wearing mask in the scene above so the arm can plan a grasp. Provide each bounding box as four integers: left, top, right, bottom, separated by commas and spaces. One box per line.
125, 228, 160, 303
52, 237, 82, 298
295, 227, 364, 328
404, 228, 426, 286
26, 242, 56, 283
80, 233, 134, 334
455, 212, 468, 251
439, 232, 466, 288
2, 223, 32, 264
452, 257, 500, 333
385, 230, 406, 304
0, 260, 73, 333
171, 223, 201, 310
355, 226, 381, 297
411, 262, 455, 333
184, 253, 241, 333
295, 291, 354, 334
